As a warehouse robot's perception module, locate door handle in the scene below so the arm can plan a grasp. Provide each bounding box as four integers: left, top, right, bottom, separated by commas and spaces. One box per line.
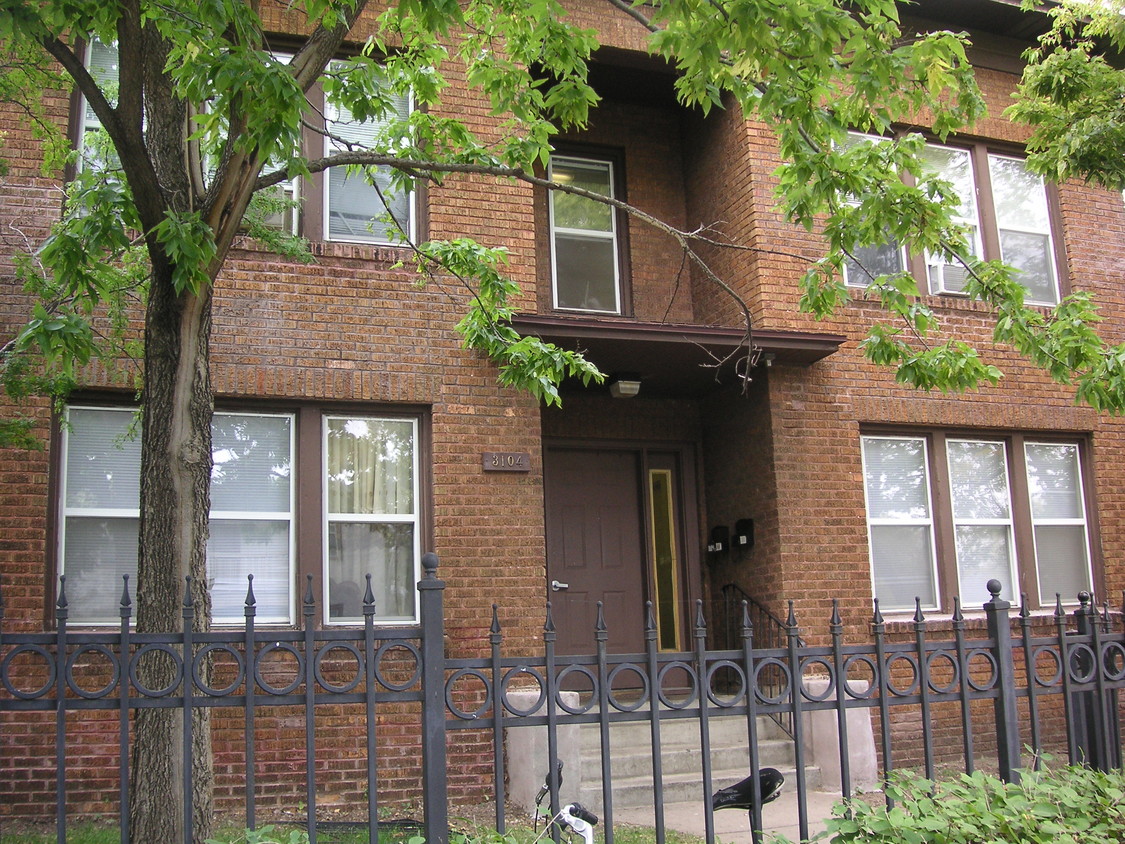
551, 580, 569, 592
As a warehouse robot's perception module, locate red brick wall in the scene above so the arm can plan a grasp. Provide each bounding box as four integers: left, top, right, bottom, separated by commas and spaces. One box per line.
3, 0, 1125, 823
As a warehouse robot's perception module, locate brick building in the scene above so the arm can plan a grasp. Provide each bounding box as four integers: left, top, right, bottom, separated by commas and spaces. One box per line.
1, 0, 1123, 821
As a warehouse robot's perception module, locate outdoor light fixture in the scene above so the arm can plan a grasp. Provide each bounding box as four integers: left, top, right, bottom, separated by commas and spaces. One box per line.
608, 374, 642, 399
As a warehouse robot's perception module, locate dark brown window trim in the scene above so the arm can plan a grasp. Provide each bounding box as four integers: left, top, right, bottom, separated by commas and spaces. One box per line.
66, 37, 426, 250
544, 141, 633, 318
48, 393, 433, 631
844, 130, 1070, 307
861, 425, 1101, 614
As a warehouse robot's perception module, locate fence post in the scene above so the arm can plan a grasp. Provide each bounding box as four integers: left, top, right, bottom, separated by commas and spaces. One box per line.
983, 579, 1021, 783
419, 552, 449, 844
1071, 592, 1118, 770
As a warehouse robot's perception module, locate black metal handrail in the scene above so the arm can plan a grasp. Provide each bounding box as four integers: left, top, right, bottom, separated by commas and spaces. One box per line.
715, 583, 799, 738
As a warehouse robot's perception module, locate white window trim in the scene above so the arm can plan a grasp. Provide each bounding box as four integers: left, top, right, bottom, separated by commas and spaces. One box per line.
59, 406, 299, 626
209, 410, 297, 625
321, 415, 421, 626
946, 438, 1019, 603
860, 434, 941, 613
548, 155, 622, 315
987, 152, 1060, 307
923, 143, 983, 297
58, 405, 137, 625
321, 66, 415, 245
840, 132, 907, 288
1025, 441, 1095, 606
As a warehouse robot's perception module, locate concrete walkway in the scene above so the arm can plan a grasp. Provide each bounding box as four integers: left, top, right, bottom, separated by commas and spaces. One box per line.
614, 786, 847, 843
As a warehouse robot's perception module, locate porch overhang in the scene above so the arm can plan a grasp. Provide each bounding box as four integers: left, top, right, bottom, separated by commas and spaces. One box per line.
510, 314, 846, 399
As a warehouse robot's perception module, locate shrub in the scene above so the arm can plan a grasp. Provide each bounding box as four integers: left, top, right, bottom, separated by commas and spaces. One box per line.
817, 764, 1125, 844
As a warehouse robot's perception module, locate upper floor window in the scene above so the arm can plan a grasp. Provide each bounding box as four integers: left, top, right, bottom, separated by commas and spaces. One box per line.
860, 431, 1094, 613
57, 405, 422, 626
548, 155, 622, 314
76, 42, 413, 246
841, 133, 906, 287
843, 135, 1063, 306
76, 40, 121, 173
322, 63, 413, 244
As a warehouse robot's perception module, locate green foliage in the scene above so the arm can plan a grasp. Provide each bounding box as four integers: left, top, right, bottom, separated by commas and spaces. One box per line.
417, 239, 603, 406
207, 826, 311, 844
1008, 0, 1125, 192
817, 765, 1125, 844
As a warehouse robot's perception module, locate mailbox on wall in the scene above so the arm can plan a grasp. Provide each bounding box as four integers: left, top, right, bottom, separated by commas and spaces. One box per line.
707, 525, 730, 556
734, 519, 754, 550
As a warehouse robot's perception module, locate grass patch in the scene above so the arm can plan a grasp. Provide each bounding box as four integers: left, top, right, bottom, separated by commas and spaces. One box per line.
0, 820, 703, 844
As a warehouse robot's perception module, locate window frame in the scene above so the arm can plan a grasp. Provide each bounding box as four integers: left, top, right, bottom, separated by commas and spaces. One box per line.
838, 133, 1068, 305
547, 150, 628, 315
322, 414, 421, 626
318, 60, 416, 245
69, 41, 416, 247
908, 139, 1067, 306
840, 132, 908, 289
50, 398, 431, 628
860, 428, 1099, 614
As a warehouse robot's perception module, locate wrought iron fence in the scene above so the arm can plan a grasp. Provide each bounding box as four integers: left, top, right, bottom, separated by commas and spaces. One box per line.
1, 554, 1124, 844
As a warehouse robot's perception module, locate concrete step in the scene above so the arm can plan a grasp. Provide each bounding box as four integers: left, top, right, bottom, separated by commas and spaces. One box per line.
573, 713, 821, 812
579, 763, 823, 813
581, 736, 796, 779
579, 711, 791, 748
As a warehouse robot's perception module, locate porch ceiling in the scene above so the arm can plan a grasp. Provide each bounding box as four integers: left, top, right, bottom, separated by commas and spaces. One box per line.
510, 315, 846, 399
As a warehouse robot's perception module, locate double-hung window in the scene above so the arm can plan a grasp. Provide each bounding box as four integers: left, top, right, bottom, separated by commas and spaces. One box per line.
921, 142, 1061, 305
76, 39, 122, 175
841, 132, 907, 287
57, 405, 422, 626
861, 431, 1094, 613
324, 416, 418, 622
323, 63, 413, 244
839, 135, 1063, 306
75, 43, 412, 245
548, 155, 623, 314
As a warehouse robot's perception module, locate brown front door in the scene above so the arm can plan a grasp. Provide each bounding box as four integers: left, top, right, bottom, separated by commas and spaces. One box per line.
545, 448, 647, 655
544, 446, 695, 656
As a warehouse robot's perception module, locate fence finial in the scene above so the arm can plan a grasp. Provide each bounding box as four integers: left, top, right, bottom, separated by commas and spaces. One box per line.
56, 575, 68, 611
362, 574, 376, 615
595, 601, 607, 638
422, 552, 440, 579
871, 597, 883, 627
490, 605, 501, 636
986, 579, 1003, 602
913, 597, 924, 625
544, 601, 555, 634
244, 574, 256, 611
830, 598, 841, 629
119, 575, 132, 614
303, 574, 315, 610
183, 576, 196, 619
644, 601, 656, 637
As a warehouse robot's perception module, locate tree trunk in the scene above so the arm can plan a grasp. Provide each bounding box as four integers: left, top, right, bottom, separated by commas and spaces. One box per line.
129, 261, 215, 844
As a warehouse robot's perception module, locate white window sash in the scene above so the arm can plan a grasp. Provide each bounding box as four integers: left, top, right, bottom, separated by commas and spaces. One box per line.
548, 155, 622, 314
322, 415, 421, 625
321, 64, 414, 245
861, 435, 940, 611
59, 407, 297, 626
1025, 441, 1093, 605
